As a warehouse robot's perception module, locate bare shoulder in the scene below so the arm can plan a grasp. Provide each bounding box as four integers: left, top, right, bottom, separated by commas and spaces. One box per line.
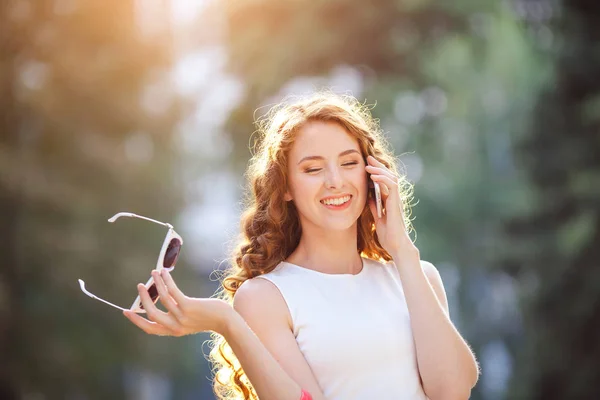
419, 260, 450, 314
419, 260, 441, 281
232, 277, 326, 398
233, 277, 292, 329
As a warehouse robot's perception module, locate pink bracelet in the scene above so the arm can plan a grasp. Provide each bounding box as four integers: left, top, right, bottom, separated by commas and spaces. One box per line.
299, 389, 313, 400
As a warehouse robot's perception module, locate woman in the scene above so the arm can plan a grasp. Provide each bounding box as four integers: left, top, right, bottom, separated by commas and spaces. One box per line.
124, 93, 480, 400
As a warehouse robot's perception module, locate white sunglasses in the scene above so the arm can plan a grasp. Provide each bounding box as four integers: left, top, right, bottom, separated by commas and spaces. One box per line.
78, 212, 183, 313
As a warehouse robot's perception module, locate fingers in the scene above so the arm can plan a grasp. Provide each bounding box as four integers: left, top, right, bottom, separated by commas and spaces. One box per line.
378, 180, 390, 197
370, 174, 399, 202
365, 157, 398, 198
151, 271, 184, 320
366, 164, 397, 184
369, 172, 404, 222
159, 269, 187, 304
370, 173, 398, 187
366, 156, 394, 174
125, 273, 190, 337
137, 283, 181, 332
123, 310, 172, 336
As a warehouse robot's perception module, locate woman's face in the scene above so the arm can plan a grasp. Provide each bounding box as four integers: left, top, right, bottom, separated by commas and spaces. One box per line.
285, 120, 368, 232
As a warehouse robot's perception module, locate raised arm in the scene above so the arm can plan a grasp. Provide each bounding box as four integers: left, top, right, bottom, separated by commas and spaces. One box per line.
123, 269, 325, 400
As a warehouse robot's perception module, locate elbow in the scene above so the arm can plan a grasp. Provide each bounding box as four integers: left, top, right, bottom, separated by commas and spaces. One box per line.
425, 379, 474, 400
427, 387, 472, 400
464, 355, 481, 393
424, 355, 480, 400
441, 369, 479, 400
445, 386, 472, 400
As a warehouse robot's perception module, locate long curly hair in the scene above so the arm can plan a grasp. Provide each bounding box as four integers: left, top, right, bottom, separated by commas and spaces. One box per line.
208, 92, 415, 400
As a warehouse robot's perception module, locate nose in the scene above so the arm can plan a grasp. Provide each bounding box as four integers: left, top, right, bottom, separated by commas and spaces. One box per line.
325, 165, 344, 189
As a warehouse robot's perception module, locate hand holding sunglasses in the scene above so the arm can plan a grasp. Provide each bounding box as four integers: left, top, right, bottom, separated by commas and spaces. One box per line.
122, 267, 232, 337
78, 212, 183, 314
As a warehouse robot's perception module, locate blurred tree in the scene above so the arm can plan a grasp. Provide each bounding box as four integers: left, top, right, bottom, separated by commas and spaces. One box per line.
0, 1, 188, 398
504, 1, 600, 398
220, 0, 471, 168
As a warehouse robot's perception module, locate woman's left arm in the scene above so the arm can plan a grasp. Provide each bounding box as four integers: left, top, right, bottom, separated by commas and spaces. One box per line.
392, 251, 479, 400
366, 155, 479, 400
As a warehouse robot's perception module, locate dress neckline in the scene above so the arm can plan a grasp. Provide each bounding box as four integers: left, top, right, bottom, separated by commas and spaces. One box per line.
280, 256, 369, 278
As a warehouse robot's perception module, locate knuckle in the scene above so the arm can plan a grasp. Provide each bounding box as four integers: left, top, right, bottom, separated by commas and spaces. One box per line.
146, 310, 158, 321
178, 315, 190, 326
163, 299, 175, 310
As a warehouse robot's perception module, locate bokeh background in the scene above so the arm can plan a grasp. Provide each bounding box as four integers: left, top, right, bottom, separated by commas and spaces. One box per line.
1, 0, 599, 399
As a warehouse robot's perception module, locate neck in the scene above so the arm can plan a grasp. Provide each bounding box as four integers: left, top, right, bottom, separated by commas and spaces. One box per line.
287, 222, 363, 275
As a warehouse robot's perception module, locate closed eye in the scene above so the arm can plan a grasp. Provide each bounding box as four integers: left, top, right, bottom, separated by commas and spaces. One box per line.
305, 161, 359, 173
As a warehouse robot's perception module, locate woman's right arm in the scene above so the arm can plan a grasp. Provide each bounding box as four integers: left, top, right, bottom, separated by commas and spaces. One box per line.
123, 269, 325, 400
227, 278, 325, 400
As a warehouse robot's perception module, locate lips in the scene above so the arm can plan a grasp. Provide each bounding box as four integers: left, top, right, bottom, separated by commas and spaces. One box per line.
320, 195, 352, 206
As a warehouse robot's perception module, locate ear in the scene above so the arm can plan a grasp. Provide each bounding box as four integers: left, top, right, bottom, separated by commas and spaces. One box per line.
284, 191, 293, 202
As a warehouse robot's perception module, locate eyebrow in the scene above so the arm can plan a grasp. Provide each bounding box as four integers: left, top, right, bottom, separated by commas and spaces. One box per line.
297, 149, 361, 165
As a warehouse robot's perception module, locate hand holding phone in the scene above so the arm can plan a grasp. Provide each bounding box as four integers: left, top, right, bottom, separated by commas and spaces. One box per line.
373, 181, 382, 218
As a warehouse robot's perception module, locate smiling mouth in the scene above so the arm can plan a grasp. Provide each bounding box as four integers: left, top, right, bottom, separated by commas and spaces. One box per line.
320, 195, 352, 206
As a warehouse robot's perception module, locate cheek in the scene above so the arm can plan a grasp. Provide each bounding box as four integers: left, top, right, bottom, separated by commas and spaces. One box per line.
290, 174, 319, 200
352, 169, 368, 190
357, 173, 370, 205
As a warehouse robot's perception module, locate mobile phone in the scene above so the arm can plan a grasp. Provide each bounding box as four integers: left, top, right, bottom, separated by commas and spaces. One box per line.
373, 181, 382, 218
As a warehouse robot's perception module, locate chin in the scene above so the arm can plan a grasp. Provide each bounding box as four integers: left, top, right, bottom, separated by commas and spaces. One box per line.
321, 215, 361, 231
301, 204, 363, 231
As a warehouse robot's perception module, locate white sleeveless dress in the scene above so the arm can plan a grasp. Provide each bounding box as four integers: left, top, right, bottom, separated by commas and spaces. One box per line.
255, 256, 428, 400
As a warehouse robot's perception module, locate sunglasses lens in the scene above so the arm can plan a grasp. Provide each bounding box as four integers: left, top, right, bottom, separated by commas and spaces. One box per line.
148, 283, 159, 302
138, 282, 159, 311
163, 238, 182, 268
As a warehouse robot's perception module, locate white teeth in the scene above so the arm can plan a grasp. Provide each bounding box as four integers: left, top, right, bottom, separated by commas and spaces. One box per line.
322, 195, 351, 206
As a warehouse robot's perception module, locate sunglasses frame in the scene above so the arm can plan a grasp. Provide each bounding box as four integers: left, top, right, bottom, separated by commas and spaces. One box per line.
78, 212, 183, 314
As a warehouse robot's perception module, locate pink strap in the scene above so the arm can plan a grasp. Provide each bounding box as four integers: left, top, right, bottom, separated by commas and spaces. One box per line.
299, 389, 313, 400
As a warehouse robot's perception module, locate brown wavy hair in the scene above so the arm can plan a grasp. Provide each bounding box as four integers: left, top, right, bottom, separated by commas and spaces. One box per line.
208, 92, 415, 400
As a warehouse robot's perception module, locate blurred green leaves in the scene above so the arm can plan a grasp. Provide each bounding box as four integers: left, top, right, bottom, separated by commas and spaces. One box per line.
2, 0, 598, 399
0, 1, 193, 398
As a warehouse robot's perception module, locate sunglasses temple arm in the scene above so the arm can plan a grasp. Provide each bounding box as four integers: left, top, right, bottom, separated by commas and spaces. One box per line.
128, 215, 171, 228
108, 213, 172, 229
78, 279, 129, 312
91, 296, 130, 312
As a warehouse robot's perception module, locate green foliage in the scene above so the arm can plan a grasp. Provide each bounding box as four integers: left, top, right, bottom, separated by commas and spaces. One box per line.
0, 1, 192, 398
222, 0, 465, 164
503, 2, 600, 398
2, 0, 597, 398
